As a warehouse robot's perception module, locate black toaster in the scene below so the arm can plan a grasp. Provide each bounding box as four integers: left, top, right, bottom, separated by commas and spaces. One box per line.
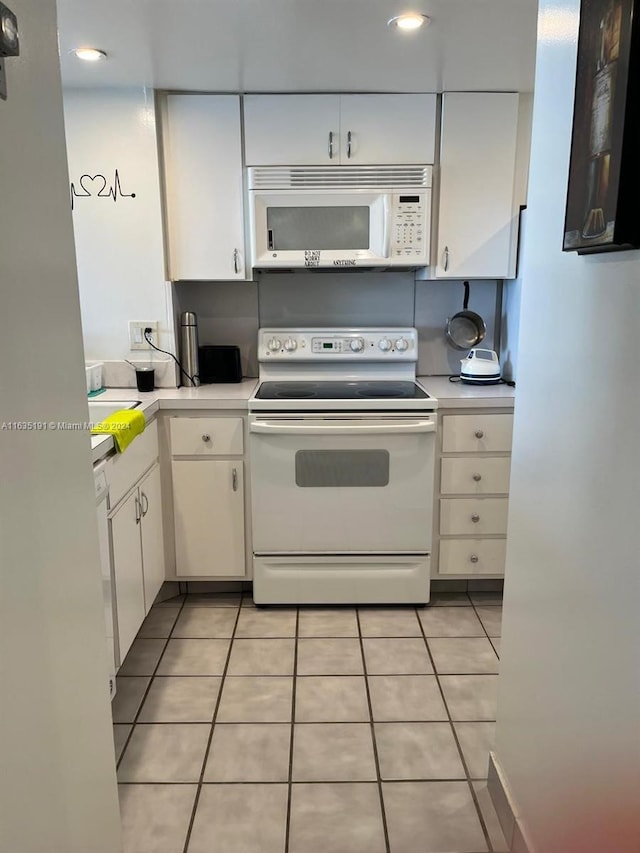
198, 345, 243, 383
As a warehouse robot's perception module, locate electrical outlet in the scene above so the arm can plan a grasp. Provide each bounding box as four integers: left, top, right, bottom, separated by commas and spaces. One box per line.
129, 321, 158, 351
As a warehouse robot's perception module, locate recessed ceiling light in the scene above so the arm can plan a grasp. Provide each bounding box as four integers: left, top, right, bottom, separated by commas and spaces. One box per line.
387, 13, 431, 30
73, 47, 107, 62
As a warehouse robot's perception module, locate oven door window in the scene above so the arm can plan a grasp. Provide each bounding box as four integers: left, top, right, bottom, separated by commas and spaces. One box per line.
295, 450, 389, 488
266, 206, 370, 250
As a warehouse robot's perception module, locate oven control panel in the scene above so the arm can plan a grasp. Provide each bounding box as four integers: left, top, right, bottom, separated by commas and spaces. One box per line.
259, 328, 418, 361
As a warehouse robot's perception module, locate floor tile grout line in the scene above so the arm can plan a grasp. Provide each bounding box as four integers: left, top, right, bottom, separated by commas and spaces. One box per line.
115, 595, 189, 771
356, 609, 392, 853
283, 608, 299, 853
417, 609, 496, 853
470, 599, 502, 655
180, 593, 244, 853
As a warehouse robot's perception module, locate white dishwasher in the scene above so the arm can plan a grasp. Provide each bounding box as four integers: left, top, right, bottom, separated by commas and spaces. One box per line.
94, 461, 116, 698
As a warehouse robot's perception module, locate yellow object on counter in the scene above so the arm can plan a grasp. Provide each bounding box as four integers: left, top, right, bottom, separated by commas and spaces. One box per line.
91, 409, 146, 453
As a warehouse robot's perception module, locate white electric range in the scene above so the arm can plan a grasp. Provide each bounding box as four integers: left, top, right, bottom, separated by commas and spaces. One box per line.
248, 328, 437, 605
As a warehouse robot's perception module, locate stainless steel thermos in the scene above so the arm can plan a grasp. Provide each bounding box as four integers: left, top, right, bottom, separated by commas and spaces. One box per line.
179, 311, 200, 386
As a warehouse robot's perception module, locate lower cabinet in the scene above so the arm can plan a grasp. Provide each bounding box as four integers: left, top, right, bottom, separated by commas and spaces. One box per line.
172, 459, 245, 577
433, 410, 513, 579
110, 461, 165, 664
169, 414, 247, 579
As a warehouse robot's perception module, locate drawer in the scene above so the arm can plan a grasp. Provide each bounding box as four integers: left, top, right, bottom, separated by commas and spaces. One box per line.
439, 497, 509, 535
170, 416, 243, 456
438, 539, 507, 576
108, 420, 159, 508
441, 457, 511, 495
442, 414, 513, 453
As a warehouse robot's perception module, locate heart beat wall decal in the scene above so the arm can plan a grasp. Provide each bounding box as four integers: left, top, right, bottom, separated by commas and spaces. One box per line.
70, 169, 136, 210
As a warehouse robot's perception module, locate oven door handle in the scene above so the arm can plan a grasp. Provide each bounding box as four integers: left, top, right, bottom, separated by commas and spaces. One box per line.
250, 420, 436, 435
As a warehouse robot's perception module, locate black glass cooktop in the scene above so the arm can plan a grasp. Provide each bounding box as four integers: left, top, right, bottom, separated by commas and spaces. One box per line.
256, 381, 430, 400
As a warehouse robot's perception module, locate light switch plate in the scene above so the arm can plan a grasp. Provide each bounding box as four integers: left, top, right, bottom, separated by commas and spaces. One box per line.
129, 321, 158, 350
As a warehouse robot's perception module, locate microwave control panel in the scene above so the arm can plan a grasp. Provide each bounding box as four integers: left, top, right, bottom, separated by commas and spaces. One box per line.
390, 194, 427, 259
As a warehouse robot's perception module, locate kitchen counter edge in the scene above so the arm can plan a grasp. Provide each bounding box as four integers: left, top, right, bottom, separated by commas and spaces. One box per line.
418, 375, 515, 409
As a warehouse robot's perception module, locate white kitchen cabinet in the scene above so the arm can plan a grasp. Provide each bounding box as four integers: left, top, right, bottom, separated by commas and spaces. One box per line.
243, 94, 437, 165
162, 94, 246, 280
109, 455, 165, 664
433, 409, 513, 579
169, 415, 247, 579
110, 489, 145, 664
139, 464, 166, 610
172, 460, 245, 578
435, 93, 520, 279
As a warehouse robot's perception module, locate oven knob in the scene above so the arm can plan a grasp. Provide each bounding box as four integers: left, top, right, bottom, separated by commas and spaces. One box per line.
267, 337, 282, 352
284, 338, 297, 352
350, 338, 364, 352
378, 338, 392, 352
396, 337, 409, 352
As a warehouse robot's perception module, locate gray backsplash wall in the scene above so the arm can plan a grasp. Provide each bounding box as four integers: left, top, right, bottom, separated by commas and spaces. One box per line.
173, 274, 499, 378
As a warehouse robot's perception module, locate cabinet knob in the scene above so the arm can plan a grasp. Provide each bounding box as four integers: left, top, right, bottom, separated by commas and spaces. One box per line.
475, 429, 484, 439
473, 473, 482, 482
471, 513, 480, 523
469, 554, 479, 564
202, 433, 211, 443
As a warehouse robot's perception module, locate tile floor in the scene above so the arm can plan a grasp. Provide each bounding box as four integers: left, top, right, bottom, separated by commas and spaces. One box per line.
113, 590, 507, 853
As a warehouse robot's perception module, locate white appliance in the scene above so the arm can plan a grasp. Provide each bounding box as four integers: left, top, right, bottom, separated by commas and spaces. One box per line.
249, 328, 437, 604
460, 348, 502, 384
247, 166, 432, 269
94, 462, 116, 699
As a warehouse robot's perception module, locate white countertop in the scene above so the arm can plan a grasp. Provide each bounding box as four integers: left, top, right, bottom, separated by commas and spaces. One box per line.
418, 375, 516, 409
90, 380, 258, 463
91, 376, 513, 463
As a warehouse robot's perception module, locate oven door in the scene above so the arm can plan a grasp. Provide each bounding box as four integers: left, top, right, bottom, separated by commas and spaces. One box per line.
250, 414, 436, 554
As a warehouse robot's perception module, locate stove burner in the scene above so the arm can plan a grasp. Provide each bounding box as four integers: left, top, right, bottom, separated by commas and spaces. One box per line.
355, 385, 405, 398
275, 389, 316, 398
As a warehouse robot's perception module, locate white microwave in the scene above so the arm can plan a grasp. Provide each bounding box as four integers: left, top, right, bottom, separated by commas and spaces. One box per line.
247, 165, 432, 269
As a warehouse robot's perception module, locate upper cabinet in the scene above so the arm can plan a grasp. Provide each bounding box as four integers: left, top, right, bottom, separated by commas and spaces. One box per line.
435, 93, 520, 279
243, 94, 437, 166
161, 94, 246, 281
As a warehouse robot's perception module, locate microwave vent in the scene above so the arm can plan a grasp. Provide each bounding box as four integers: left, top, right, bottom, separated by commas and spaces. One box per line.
247, 165, 432, 190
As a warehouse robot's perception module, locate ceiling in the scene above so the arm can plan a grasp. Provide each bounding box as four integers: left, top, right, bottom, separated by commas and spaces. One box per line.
56, 0, 538, 93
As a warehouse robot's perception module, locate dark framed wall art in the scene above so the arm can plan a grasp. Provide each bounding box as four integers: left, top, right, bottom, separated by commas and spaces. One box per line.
563, 0, 640, 253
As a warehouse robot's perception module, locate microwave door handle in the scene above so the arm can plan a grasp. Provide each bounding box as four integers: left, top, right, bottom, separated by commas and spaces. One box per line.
382, 197, 391, 259
250, 420, 436, 435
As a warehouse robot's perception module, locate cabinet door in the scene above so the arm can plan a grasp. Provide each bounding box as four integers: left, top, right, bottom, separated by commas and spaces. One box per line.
172, 460, 245, 577
243, 95, 341, 165
110, 490, 145, 664
436, 93, 519, 278
163, 94, 245, 280
139, 464, 165, 612
339, 95, 437, 164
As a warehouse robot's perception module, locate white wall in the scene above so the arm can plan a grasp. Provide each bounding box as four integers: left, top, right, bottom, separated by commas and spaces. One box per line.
63, 87, 176, 386
493, 0, 640, 849
0, 2, 122, 851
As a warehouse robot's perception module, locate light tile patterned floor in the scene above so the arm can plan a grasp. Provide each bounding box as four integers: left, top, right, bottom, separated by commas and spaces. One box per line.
114, 590, 506, 853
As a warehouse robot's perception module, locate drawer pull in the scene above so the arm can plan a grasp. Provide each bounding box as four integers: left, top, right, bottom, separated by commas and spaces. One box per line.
202, 433, 211, 443
472, 473, 482, 482
469, 554, 479, 564
232, 468, 238, 492
475, 429, 484, 439
471, 513, 480, 523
